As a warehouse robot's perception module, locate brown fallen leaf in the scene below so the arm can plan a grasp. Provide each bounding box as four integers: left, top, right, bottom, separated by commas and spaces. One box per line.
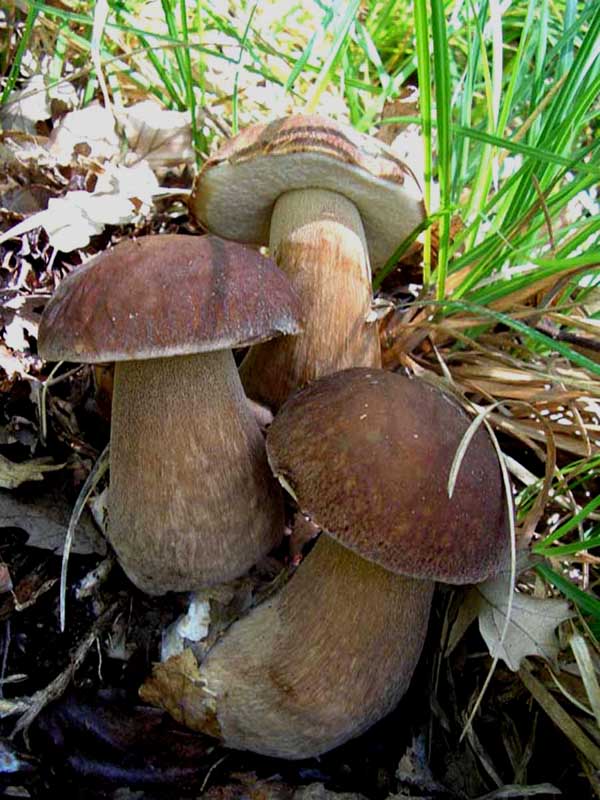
139, 648, 221, 739
0, 487, 106, 555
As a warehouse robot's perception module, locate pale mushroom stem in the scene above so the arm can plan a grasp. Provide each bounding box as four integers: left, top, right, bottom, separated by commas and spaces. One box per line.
109, 349, 283, 594
140, 534, 434, 759
240, 188, 381, 409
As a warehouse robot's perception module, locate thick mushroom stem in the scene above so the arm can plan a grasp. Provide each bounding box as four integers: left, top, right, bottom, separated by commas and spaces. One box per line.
140, 534, 434, 759
109, 349, 284, 594
240, 188, 381, 409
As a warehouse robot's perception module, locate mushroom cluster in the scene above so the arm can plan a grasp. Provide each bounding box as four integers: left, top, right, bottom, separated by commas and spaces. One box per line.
38, 113, 509, 762
141, 368, 509, 758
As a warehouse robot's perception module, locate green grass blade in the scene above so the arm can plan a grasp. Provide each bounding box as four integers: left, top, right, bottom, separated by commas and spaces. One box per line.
536, 564, 600, 637
533, 495, 600, 552
1, 4, 39, 103
306, 0, 361, 112
413, 0, 432, 286
430, 0, 452, 300
534, 533, 600, 559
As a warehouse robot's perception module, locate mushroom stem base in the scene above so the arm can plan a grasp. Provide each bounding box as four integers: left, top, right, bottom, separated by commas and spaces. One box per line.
140, 535, 433, 758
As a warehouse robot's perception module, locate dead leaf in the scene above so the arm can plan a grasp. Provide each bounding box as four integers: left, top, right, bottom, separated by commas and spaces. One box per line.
445, 588, 480, 656
0, 344, 29, 381
0, 75, 52, 133
294, 786, 368, 800
477, 574, 574, 671
122, 100, 195, 171
0, 161, 160, 252
139, 648, 220, 735
0, 487, 106, 555
47, 103, 120, 165
1, 295, 41, 354
0, 184, 53, 216
0, 454, 64, 489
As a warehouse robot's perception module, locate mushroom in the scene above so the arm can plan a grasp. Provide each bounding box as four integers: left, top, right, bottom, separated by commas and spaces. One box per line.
38, 234, 302, 595
140, 368, 510, 758
190, 115, 424, 409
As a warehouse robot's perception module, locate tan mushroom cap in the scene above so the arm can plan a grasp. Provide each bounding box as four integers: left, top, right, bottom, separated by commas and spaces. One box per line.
191, 115, 425, 270
266, 368, 509, 584
38, 234, 302, 363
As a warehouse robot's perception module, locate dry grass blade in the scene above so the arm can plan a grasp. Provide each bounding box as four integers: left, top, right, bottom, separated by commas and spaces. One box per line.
488, 414, 598, 459
569, 633, 600, 729
472, 783, 562, 799
518, 660, 600, 770
458, 415, 516, 742
513, 410, 556, 539
60, 445, 110, 632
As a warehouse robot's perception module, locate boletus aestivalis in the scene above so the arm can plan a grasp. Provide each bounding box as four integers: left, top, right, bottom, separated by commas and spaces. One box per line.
140, 368, 510, 758
38, 234, 302, 594
190, 115, 425, 409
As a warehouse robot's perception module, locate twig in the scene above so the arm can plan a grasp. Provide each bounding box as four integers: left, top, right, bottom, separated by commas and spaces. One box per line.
11, 599, 123, 739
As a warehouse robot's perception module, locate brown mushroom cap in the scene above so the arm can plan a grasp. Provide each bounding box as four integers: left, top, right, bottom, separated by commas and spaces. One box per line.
191, 115, 424, 270
266, 367, 509, 584
38, 234, 302, 363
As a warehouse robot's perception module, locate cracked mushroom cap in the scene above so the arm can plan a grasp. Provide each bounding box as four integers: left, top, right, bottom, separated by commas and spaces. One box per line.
190, 114, 424, 270
38, 234, 302, 363
266, 368, 510, 584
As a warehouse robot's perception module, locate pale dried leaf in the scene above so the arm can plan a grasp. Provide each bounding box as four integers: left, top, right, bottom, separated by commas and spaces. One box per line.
139, 649, 210, 730
477, 575, 574, 671
0, 132, 52, 173
0, 184, 53, 215
47, 80, 78, 113
88, 486, 108, 533
3, 314, 30, 352
0, 454, 63, 489
40, 196, 105, 251
0, 487, 106, 555
2, 296, 40, 352
0, 76, 52, 133
95, 161, 159, 216
47, 103, 120, 165
0, 345, 28, 380
122, 100, 194, 170
0, 161, 160, 252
